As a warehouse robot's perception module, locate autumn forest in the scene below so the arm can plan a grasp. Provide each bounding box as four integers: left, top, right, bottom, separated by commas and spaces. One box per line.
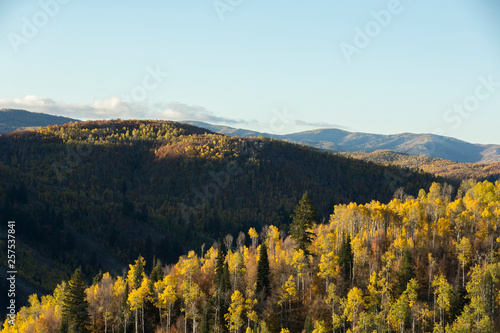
4, 179, 500, 333
1, 121, 499, 333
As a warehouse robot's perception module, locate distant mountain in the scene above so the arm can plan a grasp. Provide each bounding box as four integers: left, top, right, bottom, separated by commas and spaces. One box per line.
185, 122, 500, 163
0, 108, 77, 133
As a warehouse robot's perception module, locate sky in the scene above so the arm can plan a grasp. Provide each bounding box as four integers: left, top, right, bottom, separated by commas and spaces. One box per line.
1, 0, 499, 144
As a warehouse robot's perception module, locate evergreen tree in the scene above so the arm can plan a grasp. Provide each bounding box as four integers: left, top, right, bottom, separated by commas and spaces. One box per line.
151, 259, 164, 283
256, 243, 271, 297
215, 242, 225, 291
338, 234, 354, 281
290, 191, 317, 255
396, 248, 415, 296
61, 269, 91, 333
304, 313, 314, 333
200, 297, 215, 333
221, 260, 231, 293
132, 255, 146, 289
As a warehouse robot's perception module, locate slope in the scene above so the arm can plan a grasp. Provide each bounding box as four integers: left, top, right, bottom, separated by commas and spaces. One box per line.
0, 108, 77, 133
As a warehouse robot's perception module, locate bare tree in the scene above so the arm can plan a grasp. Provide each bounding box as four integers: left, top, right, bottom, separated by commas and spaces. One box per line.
224, 234, 233, 253
236, 232, 245, 252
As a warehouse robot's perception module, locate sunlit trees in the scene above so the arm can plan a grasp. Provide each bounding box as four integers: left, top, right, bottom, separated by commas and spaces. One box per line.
225, 290, 246, 333
432, 274, 452, 330
454, 237, 472, 288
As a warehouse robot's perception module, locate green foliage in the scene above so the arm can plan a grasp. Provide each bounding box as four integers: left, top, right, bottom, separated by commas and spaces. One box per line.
303, 313, 313, 333
396, 248, 415, 296
290, 191, 317, 255
256, 243, 271, 297
338, 234, 354, 281
62, 269, 90, 333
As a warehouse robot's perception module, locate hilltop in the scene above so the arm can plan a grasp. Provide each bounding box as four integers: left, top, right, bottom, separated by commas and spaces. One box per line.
0, 108, 77, 133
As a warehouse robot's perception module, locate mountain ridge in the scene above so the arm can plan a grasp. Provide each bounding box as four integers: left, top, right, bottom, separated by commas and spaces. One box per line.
185, 121, 500, 163
0, 108, 78, 133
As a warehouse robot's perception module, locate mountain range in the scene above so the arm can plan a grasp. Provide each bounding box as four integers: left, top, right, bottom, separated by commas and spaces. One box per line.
185, 121, 500, 163
1, 109, 498, 164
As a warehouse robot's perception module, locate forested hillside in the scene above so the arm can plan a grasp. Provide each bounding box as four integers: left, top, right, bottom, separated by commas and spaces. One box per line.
346, 150, 500, 182
0, 120, 444, 311
4, 180, 500, 333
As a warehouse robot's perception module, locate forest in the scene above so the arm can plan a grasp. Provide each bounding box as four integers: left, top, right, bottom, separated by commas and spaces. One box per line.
0, 120, 443, 300
3, 179, 500, 333
346, 150, 500, 182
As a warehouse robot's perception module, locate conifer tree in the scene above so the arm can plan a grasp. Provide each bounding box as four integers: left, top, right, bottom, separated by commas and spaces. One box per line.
256, 243, 271, 297
61, 268, 91, 333
338, 234, 354, 282
290, 191, 317, 255
396, 248, 415, 296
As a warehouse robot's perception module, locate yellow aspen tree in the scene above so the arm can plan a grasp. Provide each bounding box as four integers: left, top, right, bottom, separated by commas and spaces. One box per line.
157, 275, 177, 333
98, 273, 116, 333
113, 276, 128, 333
432, 274, 452, 329
290, 249, 306, 301
225, 290, 246, 333
326, 283, 340, 332
248, 228, 259, 249
427, 253, 436, 303
280, 275, 296, 323
312, 320, 327, 333
351, 233, 368, 282
128, 276, 150, 333
344, 287, 365, 331
180, 279, 201, 333
86, 284, 100, 329
454, 237, 472, 288
318, 250, 338, 292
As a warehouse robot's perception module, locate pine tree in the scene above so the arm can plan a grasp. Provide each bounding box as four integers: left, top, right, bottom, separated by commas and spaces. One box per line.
304, 313, 314, 333
290, 191, 317, 255
338, 234, 354, 282
61, 268, 91, 333
215, 243, 225, 291
151, 259, 164, 283
256, 243, 271, 297
222, 260, 231, 293
396, 248, 415, 296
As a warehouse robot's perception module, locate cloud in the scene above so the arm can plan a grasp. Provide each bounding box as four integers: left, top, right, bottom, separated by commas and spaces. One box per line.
0, 96, 350, 133
0, 95, 140, 120
152, 102, 246, 125
295, 119, 350, 130
0, 96, 246, 125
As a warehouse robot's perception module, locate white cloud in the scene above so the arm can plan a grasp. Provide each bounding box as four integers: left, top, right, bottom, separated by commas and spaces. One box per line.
0, 96, 350, 134
0, 96, 244, 124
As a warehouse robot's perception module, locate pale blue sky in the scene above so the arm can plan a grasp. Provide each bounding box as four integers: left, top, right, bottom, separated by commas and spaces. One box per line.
1, 0, 499, 144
